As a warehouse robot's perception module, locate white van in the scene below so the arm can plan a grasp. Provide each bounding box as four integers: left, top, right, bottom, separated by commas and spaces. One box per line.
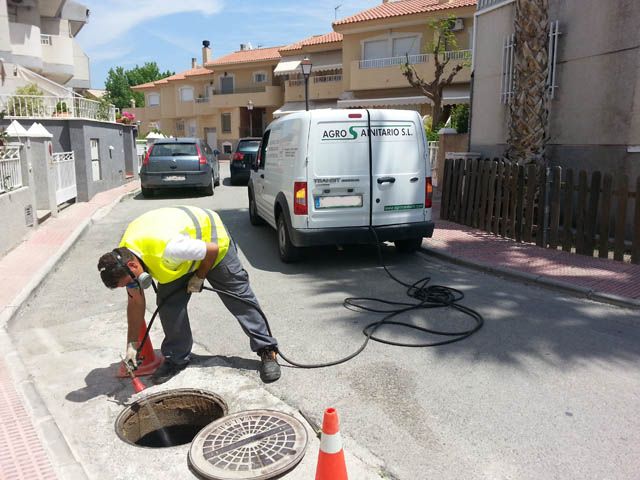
248, 109, 435, 262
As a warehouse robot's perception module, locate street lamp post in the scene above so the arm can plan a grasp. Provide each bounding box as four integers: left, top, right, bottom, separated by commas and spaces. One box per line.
300, 56, 313, 111
247, 100, 254, 136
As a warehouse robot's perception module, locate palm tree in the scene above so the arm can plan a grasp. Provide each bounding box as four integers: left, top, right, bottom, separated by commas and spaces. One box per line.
506, 0, 550, 166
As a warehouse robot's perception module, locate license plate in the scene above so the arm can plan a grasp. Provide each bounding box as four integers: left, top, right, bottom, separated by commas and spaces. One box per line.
315, 195, 363, 209
163, 175, 185, 182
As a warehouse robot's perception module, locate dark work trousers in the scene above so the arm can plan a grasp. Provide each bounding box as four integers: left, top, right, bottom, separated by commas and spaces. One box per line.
156, 241, 278, 365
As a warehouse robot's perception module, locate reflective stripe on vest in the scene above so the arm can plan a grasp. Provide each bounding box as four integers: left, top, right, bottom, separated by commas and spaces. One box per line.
119, 206, 230, 284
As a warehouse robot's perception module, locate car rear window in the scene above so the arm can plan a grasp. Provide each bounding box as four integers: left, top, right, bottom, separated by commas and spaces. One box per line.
150, 143, 197, 156
237, 141, 260, 153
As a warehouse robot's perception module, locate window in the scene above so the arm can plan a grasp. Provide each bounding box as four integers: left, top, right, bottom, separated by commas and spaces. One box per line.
148, 93, 160, 106
220, 76, 234, 94
254, 72, 267, 83
179, 87, 194, 102
363, 39, 387, 60
221, 113, 231, 133
257, 130, 270, 169
222, 142, 233, 155
392, 36, 420, 57
176, 119, 185, 132
90, 139, 101, 181
500, 33, 515, 104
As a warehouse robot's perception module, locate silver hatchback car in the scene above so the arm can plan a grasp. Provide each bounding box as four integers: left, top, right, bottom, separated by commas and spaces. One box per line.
139, 137, 220, 197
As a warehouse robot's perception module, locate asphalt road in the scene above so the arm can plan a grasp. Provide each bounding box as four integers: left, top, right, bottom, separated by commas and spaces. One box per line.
10, 164, 640, 479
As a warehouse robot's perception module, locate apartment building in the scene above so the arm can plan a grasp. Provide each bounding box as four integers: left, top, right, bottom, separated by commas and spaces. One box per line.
132, 42, 284, 158
471, 0, 640, 180
333, 0, 476, 114
273, 32, 343, 116
0, 0, 90, 91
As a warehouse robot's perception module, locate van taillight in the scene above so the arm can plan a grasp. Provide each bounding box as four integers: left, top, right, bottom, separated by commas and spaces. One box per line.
143, 147, 152, 166
233, 152, 244, 161
348, 113, 362, 118
196, 144, 207, 165
293, 182, 307, 215
425, 177, 433, 208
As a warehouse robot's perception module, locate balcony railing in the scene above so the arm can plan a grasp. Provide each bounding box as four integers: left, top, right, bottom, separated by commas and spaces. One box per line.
40, 34, 52, 46
212, 86, 267, 96
0, 145, 23, 194
313, 74, 342, 84
0, 94, 116, 122
195, 97, 209, 103
359, 53, 430, 69
358, 50, 471, 69
478, 0, 512, 10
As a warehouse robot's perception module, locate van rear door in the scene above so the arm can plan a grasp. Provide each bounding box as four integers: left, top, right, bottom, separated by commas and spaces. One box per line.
307, 110, 371, 229
369, 110, 426, 227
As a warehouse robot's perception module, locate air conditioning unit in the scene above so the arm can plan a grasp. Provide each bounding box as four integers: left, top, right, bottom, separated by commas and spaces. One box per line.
451, 18, 464, 32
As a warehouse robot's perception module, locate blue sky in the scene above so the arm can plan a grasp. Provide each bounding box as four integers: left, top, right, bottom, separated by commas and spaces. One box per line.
75, 0, 380, 89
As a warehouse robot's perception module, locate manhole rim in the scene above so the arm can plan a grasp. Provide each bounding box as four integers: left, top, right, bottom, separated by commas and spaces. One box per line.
188, 409, 309, 480
115, 388, 229, 449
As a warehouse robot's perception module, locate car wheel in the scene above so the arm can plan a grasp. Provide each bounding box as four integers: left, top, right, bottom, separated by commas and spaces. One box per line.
248, 191, 264, 226
203, 183, 214, 196
277, 214, 301, 262
141, 186, 153, 197
394, 237, 423, 253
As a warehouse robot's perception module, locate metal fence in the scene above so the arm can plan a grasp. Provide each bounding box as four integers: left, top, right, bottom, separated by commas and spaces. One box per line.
0, 144, 23, 194
428, 141, 440, 187
0, 94, 116, 122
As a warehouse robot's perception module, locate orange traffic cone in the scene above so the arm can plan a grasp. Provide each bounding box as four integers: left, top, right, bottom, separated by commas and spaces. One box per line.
315, 407, 348, 480
117, 321, 164, 377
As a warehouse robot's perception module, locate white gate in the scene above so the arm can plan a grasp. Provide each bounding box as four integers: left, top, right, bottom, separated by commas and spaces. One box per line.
52, 151, 77, 205
0, 145, 23, 194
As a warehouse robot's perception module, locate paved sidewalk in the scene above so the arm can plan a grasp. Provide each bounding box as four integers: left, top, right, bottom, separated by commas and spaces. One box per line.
0, 181, 140, 480
424, 199, 640, 308
1, 181, 638, 479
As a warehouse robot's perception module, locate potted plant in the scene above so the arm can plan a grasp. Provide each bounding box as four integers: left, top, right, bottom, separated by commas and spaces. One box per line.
53, 100, 69, 117
118, 111, 135, 125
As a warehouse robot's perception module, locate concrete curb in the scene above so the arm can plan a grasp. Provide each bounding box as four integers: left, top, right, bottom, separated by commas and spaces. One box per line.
1, 185, 139, 480
420, 247, 640, 310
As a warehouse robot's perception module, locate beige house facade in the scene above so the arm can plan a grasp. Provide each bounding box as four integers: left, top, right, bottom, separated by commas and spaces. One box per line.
470, 0, 640, 180
131, 0, 476, 155
132, 43, 284, 158
333, 0, 475, 113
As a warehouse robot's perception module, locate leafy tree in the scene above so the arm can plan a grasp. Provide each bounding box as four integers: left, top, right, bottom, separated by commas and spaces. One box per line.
104, 62, 174, 110
450, 104, 469, 134
401, 16, 470, 129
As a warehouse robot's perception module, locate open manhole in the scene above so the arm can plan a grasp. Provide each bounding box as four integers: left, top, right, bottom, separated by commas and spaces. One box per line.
115, 388, 228, 448
189, 409, 308, 480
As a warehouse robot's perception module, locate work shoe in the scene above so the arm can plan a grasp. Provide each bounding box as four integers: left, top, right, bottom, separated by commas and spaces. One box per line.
258, 348, 281, 383
150, 360, 188, 385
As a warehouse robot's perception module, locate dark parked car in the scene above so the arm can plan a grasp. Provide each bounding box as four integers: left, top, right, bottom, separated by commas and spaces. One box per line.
230, 137, 261, 185
139, 137, 220, 197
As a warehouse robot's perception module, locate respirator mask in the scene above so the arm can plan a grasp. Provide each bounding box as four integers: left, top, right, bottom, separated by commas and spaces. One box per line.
111, 250, 153, 290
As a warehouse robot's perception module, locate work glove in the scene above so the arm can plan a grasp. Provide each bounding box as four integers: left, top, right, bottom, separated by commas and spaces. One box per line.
187, 275, 205, 293
124, 342, 140, 371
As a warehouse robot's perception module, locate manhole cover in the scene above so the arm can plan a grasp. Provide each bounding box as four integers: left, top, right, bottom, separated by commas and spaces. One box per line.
189, 409, 308, 480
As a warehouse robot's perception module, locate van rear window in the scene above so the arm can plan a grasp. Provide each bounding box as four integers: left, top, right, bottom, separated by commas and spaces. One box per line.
150, 143, 197, 156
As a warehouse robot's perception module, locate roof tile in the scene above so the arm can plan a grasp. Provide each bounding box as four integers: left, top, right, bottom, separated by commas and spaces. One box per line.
132, 66, 213, 90
333, 0, 476, 26
280, 32, 343, 52
205, 46, 282, 66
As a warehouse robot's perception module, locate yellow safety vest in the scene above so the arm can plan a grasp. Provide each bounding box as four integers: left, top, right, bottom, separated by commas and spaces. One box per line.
119, 206, 230, 284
